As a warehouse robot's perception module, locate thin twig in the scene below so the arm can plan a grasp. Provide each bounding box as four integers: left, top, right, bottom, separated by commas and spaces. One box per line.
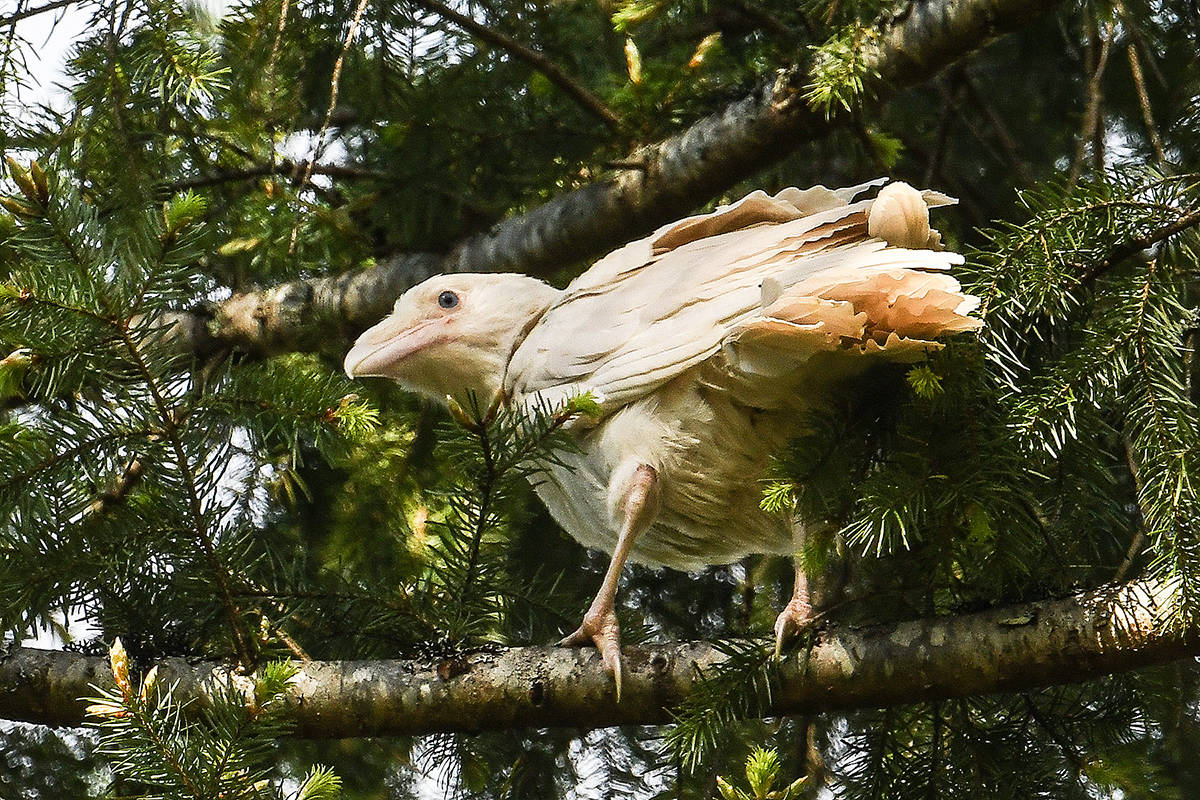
83, 456, 147, 517
409, 0, 621, 132
924, 75, 958, 187
960, 72, 1033, 185
1068, 19, 1113, 188
1113, 435, 1148, 583
1125, 43, 1167, 167
850, 119, 888, 174
167, 160, 386, 191
1022, 694, 1089, 778
1075, 206, 1200, 290
288, 0, 372, 254
0, 0, 78, 26
459, 421, 497, 603
266, 0, 291, 81
262, 0, 291, 179
942, 70, 1031, 180
271, 622, 312, 662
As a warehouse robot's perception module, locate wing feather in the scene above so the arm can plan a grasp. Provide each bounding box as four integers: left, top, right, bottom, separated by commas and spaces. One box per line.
505, 180, 979, 412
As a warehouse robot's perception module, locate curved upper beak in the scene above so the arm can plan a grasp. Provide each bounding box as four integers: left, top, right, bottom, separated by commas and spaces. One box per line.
344, 315, 441, 379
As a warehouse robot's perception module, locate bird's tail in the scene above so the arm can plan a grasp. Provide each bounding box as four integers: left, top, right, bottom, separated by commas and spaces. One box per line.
720, 181, 982, 378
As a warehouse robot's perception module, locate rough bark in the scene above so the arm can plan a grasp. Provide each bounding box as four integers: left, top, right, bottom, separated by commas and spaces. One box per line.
183, 0, 1059, 358
3, 578, 1196, 736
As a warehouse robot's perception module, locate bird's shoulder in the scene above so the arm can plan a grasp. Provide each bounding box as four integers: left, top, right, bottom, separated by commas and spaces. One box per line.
505, 182, 885, 412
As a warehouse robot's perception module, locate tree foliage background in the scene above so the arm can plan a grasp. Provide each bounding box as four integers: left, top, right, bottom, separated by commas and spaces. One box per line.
0, 0, 1198, 797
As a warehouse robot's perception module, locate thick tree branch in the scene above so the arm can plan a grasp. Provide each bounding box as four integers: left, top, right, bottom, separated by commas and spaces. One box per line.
174, 0, 1059, 358
3, 578, 1196, 736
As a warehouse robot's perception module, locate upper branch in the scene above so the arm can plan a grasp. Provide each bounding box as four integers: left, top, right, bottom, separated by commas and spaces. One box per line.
2, 578, 1195, 736
0, 0, 79, 27
184, 0, 1059, 358
409, 0, 622, 132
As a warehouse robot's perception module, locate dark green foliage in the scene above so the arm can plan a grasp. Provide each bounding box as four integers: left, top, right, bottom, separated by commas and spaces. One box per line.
1, 0, 1199, 797
666, 637, 778, 772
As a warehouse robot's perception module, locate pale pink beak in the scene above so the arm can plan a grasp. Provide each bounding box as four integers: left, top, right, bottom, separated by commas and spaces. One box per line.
343, 315, 443, 379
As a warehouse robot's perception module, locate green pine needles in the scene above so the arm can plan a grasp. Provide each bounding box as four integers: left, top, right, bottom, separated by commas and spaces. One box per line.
666, 637, 780, 772
86, 639, 341, 800
969, 170, 1200, 621
411, 389, 601, 647
0, 159, 379, 664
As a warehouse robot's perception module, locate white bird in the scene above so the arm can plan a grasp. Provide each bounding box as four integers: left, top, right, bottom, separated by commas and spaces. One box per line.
344, 179, 982, 696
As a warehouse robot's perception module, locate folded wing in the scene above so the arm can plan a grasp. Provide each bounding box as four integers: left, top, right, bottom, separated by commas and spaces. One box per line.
505, 180, 981, 412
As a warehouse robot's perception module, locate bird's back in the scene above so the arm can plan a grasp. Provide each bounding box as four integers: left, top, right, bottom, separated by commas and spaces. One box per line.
504, 180, 980, 414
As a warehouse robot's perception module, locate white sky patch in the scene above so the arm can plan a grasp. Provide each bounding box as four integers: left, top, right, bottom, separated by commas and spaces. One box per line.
2, 0, 232, 127
2, 3, 90, 125
279, 130, 350, 189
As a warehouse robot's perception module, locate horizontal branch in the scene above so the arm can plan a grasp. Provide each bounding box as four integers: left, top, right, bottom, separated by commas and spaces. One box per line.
3, 579, 1196, 736
178, 0, 1058, 358
1077, 205, 1200, 289
168, 160, 387, 192
1, 0, 78, 27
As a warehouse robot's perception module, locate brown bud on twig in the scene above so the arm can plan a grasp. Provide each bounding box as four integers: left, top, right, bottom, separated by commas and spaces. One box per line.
446, 395, 478, 432
5, 157, 42, 208
109, 638, 132, 700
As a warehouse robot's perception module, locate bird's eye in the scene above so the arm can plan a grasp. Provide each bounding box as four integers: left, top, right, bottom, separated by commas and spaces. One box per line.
437, 290, 459, 309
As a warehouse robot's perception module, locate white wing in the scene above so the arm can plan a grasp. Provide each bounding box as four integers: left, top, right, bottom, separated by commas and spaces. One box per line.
505, 180, 978, 412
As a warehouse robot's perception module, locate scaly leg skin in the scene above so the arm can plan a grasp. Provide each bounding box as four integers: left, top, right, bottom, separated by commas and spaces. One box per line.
559, 463, 660, 702
774, 521, 816, 659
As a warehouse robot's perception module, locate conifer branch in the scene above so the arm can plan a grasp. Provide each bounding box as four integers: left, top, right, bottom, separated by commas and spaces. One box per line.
1075, 205, 1200, 290
114, 321, 254, 667
170, 0, 1060, 358
2, 578, 1195, 735
408, 0, 623, 132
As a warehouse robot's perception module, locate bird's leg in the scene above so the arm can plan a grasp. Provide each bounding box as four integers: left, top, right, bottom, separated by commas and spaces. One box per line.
559, 463, 660, 701
774, 520, 816, 658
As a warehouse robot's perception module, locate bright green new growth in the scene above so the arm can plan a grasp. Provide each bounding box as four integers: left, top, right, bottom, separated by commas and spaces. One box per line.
86, 640, 341, 800
717, 747, 807, 800
803, 26, 880, 118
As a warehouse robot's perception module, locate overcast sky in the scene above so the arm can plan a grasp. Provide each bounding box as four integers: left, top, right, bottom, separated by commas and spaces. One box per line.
4, 0, 230, 123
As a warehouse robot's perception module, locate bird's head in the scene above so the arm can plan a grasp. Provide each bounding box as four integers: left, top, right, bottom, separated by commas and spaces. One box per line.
343, 273, 560, 404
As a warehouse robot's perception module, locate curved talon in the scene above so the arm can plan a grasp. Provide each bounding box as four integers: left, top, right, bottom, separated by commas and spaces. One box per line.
773, 597, 815, 660
558, 608, 624, 701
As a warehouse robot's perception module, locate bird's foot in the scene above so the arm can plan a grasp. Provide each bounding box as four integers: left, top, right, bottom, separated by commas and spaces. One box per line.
773, 597, 815, 659
558, 607, 623, 701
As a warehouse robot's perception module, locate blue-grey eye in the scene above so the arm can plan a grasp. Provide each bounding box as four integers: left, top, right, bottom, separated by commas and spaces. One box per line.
438, 290, 459, 309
